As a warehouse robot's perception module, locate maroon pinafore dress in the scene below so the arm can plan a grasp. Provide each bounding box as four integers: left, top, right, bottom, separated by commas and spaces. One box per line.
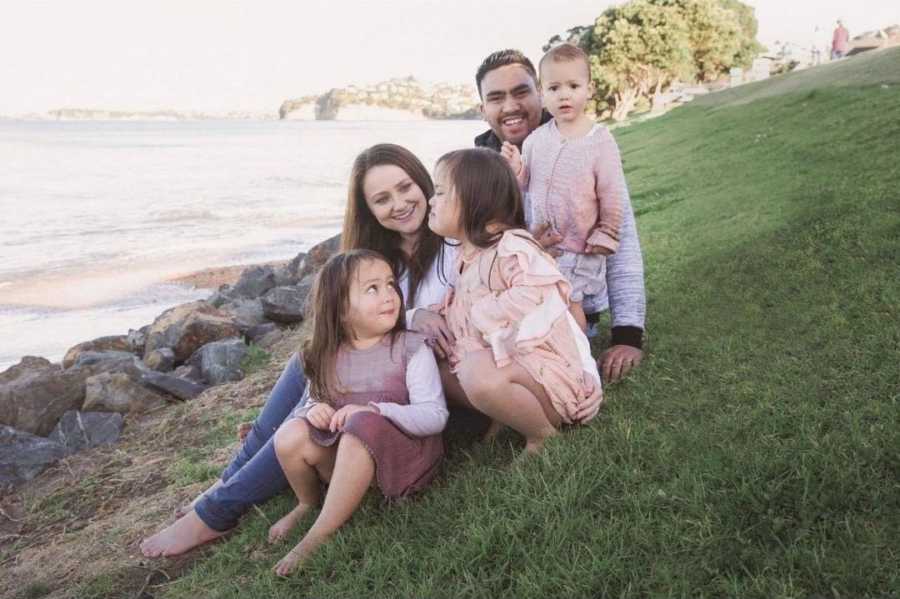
303, 332, 444, 498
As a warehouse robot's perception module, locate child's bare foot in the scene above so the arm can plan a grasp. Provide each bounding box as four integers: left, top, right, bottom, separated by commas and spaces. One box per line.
268, 504, 313, 544
482, 419, 503, 442
273, 534, 326, 577
140, 510, 228, 557
237, 422, 252, 441
174, 479, 222, 518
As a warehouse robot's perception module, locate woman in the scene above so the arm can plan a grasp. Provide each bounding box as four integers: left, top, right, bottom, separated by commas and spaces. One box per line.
140, 144, 456, 558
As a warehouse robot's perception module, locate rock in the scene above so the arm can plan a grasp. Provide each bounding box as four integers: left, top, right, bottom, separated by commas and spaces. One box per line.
261, 276, 314, 324
189, 338, 248, 386
127, 326, 149, 355
279, 252, 307, 286
143, 301, 240, 365
173, 363, 203, 382
231, 265, 277, 299
0, 357, 88, 436
140, 371, 208, 401
72, 351, 147, 379
49, 410, 124, 453
83, 372, 169, 413
62, 335, 130, 368
0, 425, 67, 489
145, 348, 176, 372
297, 234, 340, 280
221, 298, 267, 333
206, 286, 231, 308
246, 322, 279, 345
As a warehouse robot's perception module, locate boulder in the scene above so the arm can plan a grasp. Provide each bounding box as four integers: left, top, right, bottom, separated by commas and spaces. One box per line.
143, 301, 240, 364
62, 335, 130, 368
297, 234, 340, 280
277, 252, 307, 286
127, 326, 149, 355
140, 371, 208, 401
189, 338, 248, 385
0, 425, 67, 490
49, 410, 124, 453
206, 286, 231, 308
173, 363, 203, 382
72, 351, 147, 379
261, 276, 314, 324
145, 348, 176, 372
0, 357, 88, 436
246, 322, 279, 345
231, 265, 277, 299
83, 372, 169, 413
221, 297, 267, 333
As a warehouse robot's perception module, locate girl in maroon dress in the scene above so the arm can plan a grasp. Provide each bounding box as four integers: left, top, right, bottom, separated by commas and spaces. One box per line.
270, 249, 448, 576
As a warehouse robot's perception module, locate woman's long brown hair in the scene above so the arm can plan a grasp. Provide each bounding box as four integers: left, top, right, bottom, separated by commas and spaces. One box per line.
300, 250, 406, 404
342, 143, 447, 308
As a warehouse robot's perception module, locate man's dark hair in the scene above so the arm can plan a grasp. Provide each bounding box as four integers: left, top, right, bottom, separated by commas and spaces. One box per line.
475, 49, 538, 98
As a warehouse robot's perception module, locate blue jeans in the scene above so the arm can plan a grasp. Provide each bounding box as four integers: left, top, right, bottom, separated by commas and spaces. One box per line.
194, 353, 307, 531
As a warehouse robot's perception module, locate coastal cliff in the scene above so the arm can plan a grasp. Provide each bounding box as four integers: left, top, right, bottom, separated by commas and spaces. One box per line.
279, 76, 479, 120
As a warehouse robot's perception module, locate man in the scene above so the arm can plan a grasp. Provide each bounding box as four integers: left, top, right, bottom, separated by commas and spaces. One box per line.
473, 49, 646, 383
832, 20, 850, 60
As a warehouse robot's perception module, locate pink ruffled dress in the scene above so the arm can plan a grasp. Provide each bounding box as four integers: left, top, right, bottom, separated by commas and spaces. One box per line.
442, 229, 597, 424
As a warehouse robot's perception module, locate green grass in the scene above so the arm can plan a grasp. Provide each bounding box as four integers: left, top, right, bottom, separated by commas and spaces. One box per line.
159, 49, 900, 598
241, 344, 272, 376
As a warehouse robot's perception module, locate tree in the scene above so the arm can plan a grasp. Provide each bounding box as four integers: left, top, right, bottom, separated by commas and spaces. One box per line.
547, 0, 762, 121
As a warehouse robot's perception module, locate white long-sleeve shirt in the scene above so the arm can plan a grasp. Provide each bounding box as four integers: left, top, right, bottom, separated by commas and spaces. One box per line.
400, 243, 457, 323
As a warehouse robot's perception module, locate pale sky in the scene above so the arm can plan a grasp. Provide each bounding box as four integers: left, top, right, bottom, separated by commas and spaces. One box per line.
1, 0, 897, 115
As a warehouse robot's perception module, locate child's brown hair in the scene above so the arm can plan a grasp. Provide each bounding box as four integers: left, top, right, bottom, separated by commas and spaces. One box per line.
435, 148, 526, 249
300, 249, 405, 404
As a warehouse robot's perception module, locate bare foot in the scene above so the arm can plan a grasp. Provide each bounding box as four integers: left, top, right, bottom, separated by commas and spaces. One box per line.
174, 479, 222, 519
482, 419, 503, 442
140, 509, 228, 557
237, 422, 252, 441
273, 534, 326, 577
268, 503, 313, 544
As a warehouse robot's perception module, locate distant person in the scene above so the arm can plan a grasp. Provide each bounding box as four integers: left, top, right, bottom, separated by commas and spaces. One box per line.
473, 48, 646, 383
501, 43, 626, 333
832, 19, 850, 59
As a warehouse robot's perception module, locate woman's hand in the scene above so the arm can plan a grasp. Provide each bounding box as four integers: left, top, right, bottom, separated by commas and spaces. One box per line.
411, 309, 455, 359
329, 404, 377, 432
306, 403, 336, 430
575, 378, 604, 423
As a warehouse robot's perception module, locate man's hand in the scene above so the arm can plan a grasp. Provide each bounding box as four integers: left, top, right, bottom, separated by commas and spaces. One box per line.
600, 345, 644, 383
530, 222, 563, 257
500, 141, 525, 184
306, 403, 336, 430
411, 309, 454, 359
329, 404, 377, 432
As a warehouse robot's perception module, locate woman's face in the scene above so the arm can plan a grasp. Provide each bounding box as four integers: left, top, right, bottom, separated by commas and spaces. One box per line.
362, 165, 428, 238
428, 163, 463, 240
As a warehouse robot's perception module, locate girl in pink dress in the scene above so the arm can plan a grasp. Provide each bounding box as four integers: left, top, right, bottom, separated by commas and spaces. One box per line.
270, 249, 447, 576
428, 148, 602, 455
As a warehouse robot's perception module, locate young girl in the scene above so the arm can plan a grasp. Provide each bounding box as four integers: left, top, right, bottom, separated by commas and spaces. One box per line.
501, 43, 627, 332
269, 249, 447, 576
428, 148, 602, 454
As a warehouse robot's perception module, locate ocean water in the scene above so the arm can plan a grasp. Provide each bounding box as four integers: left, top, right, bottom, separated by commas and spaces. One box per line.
0, 119, 486, 370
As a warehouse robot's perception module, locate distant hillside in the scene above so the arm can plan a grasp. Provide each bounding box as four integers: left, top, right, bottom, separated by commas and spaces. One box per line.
279, 76, 480, 121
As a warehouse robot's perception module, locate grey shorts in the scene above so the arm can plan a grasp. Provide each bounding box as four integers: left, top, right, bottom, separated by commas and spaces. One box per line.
556, 251, 608, 303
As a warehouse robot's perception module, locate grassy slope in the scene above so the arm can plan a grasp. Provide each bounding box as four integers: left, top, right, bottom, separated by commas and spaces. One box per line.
88, 49, 900, 599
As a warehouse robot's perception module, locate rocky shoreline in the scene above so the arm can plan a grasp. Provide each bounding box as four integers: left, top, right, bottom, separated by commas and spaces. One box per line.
0, 235, 341, 492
